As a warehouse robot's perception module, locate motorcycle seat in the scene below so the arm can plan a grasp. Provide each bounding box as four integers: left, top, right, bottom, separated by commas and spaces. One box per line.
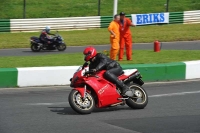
123, 69, 138, 76
30, 36, 42, 43
118, 69, 138, 80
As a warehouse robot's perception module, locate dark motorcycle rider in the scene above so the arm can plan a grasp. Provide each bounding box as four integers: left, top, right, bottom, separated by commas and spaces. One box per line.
83, 46, 133, 97
39, 26, 55, 46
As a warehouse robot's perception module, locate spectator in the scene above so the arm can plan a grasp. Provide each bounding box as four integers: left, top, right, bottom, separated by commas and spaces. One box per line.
118, 12, 135, 61
108, 14, 120, 60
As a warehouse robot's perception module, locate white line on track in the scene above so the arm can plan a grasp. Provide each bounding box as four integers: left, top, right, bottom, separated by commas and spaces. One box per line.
26, 90, 200, 106
145, 79, 200, 85
149, 90, 200, 98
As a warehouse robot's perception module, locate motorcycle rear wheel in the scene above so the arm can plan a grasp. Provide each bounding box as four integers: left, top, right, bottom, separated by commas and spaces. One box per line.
31, 44, 41, 52
68, 90, 95, 114
126, 84, 148, 109
57, 43, 66, 51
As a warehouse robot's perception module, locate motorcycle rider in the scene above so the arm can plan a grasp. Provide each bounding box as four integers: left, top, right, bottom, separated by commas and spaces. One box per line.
83, 46, 133, 97
39, 26, 55, 46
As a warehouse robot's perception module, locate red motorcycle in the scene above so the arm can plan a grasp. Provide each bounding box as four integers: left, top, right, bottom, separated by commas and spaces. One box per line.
68, 62, 148, 114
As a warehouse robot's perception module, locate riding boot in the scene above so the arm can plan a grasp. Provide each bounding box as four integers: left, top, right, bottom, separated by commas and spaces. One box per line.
104, 71, 133, 97
116, 80, 133, 97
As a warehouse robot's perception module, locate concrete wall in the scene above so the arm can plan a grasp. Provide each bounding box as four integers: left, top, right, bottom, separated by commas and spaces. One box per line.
184, 60, 200, 79
0, 60, 200, 87
17, 66, 79, 87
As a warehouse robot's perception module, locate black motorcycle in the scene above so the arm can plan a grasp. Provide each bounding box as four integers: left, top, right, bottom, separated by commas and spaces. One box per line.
30, 32, 67, 52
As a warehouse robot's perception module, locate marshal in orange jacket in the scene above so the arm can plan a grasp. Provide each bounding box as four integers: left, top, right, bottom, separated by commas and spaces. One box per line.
108, 20, 120, 60
119, 17, 134, 61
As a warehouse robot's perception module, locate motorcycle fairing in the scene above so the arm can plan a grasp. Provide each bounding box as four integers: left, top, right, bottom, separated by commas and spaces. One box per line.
73, 70, 123, 108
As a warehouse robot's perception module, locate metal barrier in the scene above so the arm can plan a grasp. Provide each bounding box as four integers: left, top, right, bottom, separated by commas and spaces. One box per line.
0, 19, 10, 32
0, 10, 200, 33
100, 15, 131, 28
10, 16, 101, 32
184, 10, 200, 24
169, 12, 184, 24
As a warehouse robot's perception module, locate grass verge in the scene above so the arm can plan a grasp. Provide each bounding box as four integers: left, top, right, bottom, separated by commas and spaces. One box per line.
1, 50, 200, 68
0, 24, 200, 49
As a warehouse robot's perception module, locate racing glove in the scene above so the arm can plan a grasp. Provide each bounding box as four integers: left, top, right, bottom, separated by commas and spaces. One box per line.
90, 69, 96, 73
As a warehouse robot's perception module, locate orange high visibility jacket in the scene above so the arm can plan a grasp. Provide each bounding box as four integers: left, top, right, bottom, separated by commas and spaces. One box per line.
119, 17, 132, 37
108, 20, 120, 41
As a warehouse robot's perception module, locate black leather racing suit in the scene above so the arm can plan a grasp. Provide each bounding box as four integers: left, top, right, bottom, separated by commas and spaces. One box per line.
39, 29, 55, 45
89, 53, 128, 93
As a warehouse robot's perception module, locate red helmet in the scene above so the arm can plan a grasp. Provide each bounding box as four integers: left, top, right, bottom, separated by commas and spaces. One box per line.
83, 46, 97, 61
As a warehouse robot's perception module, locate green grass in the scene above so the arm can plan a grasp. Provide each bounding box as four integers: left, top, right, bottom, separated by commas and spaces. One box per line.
0, 24, 200, 49
1, 50, 200, 68
0, 0, 200, 19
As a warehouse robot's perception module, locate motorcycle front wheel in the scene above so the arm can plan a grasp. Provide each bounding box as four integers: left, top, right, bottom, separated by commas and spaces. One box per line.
57, 43, 66, 51
68, 90, 95, 114
31, 44, 41, 52
126, 83, 148, 109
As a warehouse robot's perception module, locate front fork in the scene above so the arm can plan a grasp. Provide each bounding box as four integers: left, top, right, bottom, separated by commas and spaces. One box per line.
83, 85, 87, 99
73, 85, 87, 99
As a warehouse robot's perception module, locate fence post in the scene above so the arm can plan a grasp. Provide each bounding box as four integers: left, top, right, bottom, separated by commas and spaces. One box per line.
166, 0, 169, 12
23, 0, 26, 18
98, 0, 100, 16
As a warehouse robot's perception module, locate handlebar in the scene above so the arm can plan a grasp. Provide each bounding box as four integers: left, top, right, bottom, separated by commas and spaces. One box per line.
84, 70, 95, 75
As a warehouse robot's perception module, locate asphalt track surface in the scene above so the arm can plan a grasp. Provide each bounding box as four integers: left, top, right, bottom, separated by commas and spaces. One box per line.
0, 80, 200, 133
0, 41, 200, 57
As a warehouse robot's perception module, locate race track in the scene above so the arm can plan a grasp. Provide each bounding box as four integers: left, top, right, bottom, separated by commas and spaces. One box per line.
0, 41, 200, 57
0, 80, 200, 133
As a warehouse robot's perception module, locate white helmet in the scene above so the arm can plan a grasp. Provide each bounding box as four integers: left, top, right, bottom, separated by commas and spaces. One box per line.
45, 26, 51, 32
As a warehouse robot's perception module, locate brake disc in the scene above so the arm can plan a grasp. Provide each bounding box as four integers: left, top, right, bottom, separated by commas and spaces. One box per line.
75, 94, 91, 108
